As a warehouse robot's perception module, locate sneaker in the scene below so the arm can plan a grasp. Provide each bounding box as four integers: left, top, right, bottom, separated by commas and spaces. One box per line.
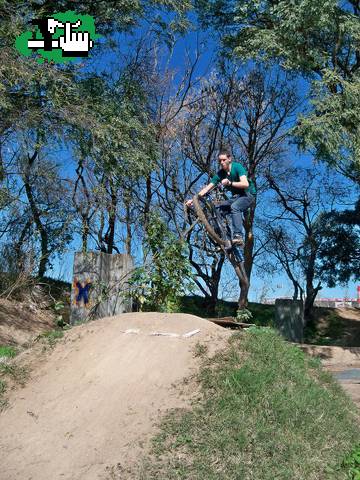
232, 234, 244, 247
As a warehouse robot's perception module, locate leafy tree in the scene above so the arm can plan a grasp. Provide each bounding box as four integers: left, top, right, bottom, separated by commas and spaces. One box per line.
315, 198, 360, 287
196, 0, 360, 183
0, 0, 190, 175
1, 14, 161, 268
128, 212, 193, 312
69, 49, 160, 255
0, 147, 74, 277
263, 165, 351, 320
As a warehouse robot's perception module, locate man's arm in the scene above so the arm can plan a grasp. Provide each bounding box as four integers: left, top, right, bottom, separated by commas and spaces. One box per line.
199, 182, 215, 197
185, 182, 215, 206
229, 175, 249, 190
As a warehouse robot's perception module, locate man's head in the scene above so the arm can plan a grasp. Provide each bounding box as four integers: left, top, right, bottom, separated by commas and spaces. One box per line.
218, 149, 232, 171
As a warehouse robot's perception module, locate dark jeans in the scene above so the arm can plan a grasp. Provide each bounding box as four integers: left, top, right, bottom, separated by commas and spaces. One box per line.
216, 193, 255, 237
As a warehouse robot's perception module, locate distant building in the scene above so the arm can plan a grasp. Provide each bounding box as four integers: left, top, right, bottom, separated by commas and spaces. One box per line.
262, 286, 360, 309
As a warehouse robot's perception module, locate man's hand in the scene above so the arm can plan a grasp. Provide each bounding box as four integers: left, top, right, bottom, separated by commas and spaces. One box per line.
221, 178, 231, 187
185, 198, 194, 207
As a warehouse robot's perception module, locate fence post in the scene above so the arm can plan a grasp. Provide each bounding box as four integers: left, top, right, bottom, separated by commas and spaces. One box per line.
274, 299, 305, 342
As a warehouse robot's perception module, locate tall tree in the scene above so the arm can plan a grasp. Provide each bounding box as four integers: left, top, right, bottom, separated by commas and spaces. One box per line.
177, 65, 298, 306
315, 198, 360, 287
0, 142, 74, 277
196, 0, 360, 183
263, 165, 352, 319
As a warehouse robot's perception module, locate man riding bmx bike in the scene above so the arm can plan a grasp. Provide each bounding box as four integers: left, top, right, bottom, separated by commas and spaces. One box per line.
185, 149, 256, 247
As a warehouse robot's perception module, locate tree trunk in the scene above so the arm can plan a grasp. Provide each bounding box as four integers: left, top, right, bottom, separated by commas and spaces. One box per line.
13, 219, 32, 273
143, 175, 152, 231
304, 242, 322, 321
238, 263, 250, 308
81, 216, 89, 253
208, 254, 225, 313
106, 180, 117, 254
304, 281, 322, 321
241, 205, 256, 306
23, 150, 49, 277
124, 195, 132, 256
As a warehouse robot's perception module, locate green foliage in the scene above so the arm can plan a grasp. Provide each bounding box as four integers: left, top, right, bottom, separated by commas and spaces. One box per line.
177, 296, 275, 327
0, 351, 29, 410
295, 70, 360, 182
53, 301, 69, 328
1, 0, 191, 131
314, 199, 360, 287
140, 329, 360, 479
343, 445, 360, 480
84, 74, 159, 179
214, 301, 230, 317
0, 379, 6, 395
235, 307, 253, 323
247, 302, 274, 327
175, 295, 222, 317
129, 212, 194, 312
0, 378, 8, 411
0, 362, 28, 385
305, 309, 345, 346
193, 342, 208, 358
0, 346, 17, 358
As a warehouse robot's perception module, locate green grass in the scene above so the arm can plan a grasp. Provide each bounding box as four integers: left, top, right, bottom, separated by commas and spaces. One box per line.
36, 329, 64, 348
137, 328, 360, 480
0, 345, 17, 358
343, 445, 360, 479
0, 363, 29, 385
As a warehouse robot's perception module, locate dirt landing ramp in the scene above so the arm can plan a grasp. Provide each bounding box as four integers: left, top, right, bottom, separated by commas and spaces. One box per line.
300, 344, 360, 407
0, 312, 230, 480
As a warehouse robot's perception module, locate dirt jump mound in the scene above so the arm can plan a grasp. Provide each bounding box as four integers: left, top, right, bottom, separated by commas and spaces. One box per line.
0, 312, 229, 480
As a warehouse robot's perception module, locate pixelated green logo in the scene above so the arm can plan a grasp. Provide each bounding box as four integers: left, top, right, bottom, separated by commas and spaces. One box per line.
15, 11, 100, 64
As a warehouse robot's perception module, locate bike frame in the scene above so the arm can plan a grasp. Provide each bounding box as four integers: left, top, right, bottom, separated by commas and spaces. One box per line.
203, 189, 244, 262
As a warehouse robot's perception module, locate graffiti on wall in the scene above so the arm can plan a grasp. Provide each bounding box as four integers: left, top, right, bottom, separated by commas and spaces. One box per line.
73, 277, 92, 308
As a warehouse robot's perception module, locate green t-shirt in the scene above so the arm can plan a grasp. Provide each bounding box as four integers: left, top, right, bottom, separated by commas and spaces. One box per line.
210, 162, 256, 195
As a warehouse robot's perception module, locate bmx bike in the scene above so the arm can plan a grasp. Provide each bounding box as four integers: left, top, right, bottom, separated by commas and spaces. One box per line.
185, 186, 249, 294
188, 186, 245, 263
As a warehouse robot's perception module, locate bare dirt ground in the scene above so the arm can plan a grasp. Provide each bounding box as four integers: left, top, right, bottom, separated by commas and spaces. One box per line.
0, 298, 55, 346
0, 312, 231, 480
301, 307, 360, 406
1, 304, 360, 479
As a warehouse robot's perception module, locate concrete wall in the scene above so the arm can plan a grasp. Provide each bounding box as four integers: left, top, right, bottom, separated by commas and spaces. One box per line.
70, 251, 133, 324
274, 299, 305, 343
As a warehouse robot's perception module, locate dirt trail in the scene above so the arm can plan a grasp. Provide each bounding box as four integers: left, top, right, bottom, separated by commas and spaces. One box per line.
0, 312, 230, 480
301, 307, 360, 407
